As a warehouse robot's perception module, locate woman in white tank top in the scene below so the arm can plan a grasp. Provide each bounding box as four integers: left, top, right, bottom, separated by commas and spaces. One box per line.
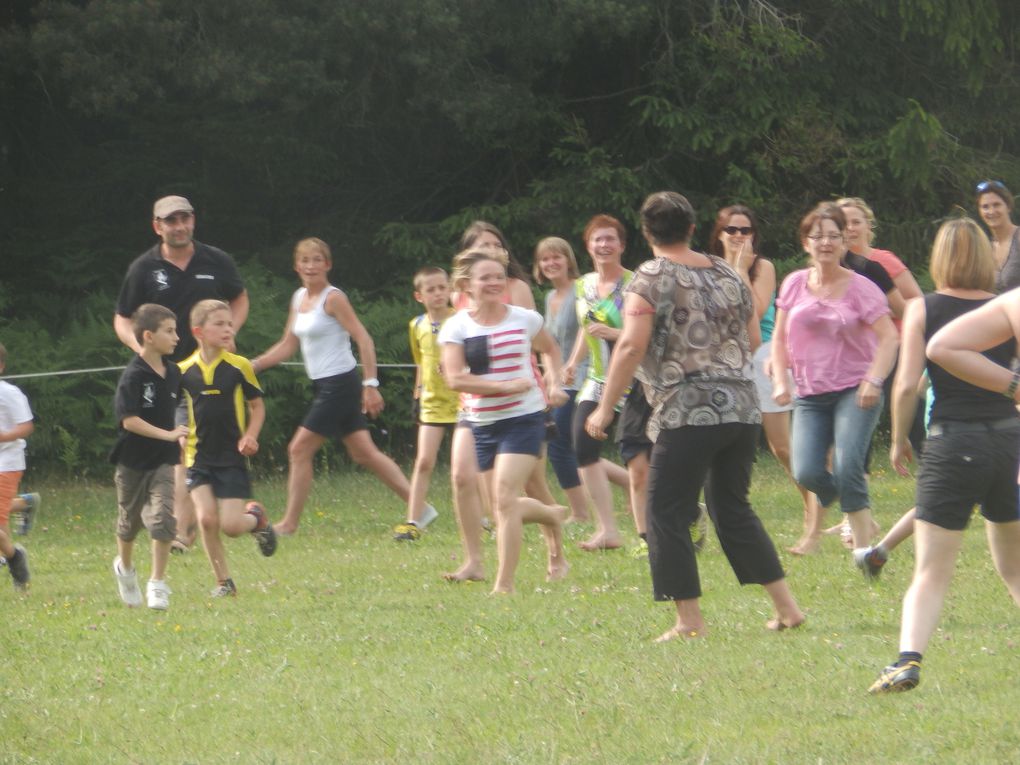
252, 238, 429, 535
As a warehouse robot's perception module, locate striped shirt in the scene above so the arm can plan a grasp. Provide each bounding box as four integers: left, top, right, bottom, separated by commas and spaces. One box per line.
438, 305, 545, 423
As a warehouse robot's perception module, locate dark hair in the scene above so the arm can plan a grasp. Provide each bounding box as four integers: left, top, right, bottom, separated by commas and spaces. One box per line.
132, 303, 177, 345
582, 214, 627, 250
799, 203, 846, 241
639, 192, 696, 246
707, 204, 761, 279
459, 220, 531, 285
975, 180, 1014, 211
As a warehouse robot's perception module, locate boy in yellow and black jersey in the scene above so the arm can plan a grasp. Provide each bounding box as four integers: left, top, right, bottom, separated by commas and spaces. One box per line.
179, 299, 276, 597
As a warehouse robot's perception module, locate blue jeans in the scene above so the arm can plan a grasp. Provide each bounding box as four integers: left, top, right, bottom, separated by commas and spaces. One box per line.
547, 390, 582, 490
791, 386, 882, 513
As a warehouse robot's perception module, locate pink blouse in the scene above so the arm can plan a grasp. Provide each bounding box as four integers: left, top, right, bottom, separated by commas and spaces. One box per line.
777, 269, 889, 397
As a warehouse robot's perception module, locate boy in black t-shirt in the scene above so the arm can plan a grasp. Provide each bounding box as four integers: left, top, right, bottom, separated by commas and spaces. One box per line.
179, 300, 276, 598
110, 304, 189, 610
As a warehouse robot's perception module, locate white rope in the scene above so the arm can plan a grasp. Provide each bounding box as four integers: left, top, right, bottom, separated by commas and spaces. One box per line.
0, 361, 416, 381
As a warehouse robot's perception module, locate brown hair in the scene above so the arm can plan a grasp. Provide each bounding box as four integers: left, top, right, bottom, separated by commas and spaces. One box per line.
132, 303, 177, 345
532, 237, 580, 285
799, 203, 847, 241
975, 180, 1014, 212
413, 266, 448, 291
459, 221, 531, 284
929, 217, 996, 292
294, 237, 332, 265
707, 204, 761, 279
450, 249, 507, 292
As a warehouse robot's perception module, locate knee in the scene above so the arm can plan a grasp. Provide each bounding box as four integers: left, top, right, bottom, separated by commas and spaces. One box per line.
770, 441, 791, 466
197, 510, 220, 536
348, 443, 378, 468
413, 453, 437, 475
288, 437, 316, 464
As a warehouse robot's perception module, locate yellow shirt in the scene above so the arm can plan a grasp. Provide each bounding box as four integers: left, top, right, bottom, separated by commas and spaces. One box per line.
409, 309, 458, 424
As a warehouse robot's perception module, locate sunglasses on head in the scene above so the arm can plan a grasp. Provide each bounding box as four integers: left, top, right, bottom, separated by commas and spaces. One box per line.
976, 180, 1007, 193
723, 226, 753, 236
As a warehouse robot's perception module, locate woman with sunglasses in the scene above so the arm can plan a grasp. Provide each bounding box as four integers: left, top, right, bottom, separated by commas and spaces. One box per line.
975, 180, 1020, 292
771, 203, 899, 554
708, 206, 822, 554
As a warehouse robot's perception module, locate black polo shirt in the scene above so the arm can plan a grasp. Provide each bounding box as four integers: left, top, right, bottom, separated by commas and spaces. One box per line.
116, 240, 245, 361
109, 355, 182, 470
179, 350, 263, 470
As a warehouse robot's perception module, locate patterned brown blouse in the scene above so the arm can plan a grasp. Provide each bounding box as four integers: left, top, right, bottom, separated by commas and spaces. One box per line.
626, 254, 761, 440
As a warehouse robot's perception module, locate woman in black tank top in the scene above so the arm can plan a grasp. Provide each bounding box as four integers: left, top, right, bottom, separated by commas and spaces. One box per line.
866, 218, 1020, 694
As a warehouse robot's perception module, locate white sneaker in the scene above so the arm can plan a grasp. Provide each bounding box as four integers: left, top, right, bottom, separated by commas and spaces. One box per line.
113, 557, 143, 607
418, 503, 439, 530
146, 579, 171, 611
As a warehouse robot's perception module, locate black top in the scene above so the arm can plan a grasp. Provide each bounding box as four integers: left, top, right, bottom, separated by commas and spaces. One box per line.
116, 241, 245, 361
843, 251, 895, 295
924, 293, 1017, 423
109, 355, 182, 470
179, 350, 262, 469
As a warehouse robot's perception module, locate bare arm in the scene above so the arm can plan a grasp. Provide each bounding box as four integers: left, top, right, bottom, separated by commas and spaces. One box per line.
122, 416, 187, 443
889, 298, 926, 475
229, 289, 250, 333
441, 342, 532, 396
238, 397, 265, 456
0, 421, 34, 443
893, 270, 923, 302
508, 278, 536, 310
326, 289, 384, 417
532, 328, 568, 406
114, 314, 142, 354
770, 307, 792, 406
252, 303, 300, 373
747, 258, 776, 323
885, 286, 906, 320
858, 313, 899, 408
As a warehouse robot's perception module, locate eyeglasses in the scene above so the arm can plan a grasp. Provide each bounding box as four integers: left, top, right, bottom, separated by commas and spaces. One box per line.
976, 180, 1008, 193
722, 226, 753, 236
807, 234, 843, 243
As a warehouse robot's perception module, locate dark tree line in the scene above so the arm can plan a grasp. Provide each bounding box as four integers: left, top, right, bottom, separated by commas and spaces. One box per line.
1, 0, 1018, 471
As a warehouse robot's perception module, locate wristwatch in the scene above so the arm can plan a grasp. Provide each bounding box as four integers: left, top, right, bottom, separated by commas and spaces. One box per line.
362, 377, 380, 388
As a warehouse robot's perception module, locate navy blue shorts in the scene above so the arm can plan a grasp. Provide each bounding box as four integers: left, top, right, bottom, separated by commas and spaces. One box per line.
186, 465, 252, 500
303, 369, 368, 439
470, 411, 546, 471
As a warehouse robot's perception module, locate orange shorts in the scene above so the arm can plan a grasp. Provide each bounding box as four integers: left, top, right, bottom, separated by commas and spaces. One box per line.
0, 470, 24, 525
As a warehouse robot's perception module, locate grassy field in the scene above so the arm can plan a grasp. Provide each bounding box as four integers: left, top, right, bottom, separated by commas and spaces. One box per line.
2, 455, 1019, 764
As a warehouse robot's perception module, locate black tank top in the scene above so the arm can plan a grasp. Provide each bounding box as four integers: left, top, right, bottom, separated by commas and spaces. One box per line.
923, 293, 1017, 423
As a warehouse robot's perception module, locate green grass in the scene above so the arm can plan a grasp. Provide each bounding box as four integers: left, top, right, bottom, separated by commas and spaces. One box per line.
3, 456, 1019, 764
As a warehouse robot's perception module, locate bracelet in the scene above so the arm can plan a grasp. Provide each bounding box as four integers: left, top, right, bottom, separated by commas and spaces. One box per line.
863, 376, 884, 388
1004, 371, 1020, 400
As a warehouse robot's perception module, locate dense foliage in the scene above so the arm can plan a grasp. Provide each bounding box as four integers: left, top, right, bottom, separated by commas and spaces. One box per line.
2, 0, 1018, 472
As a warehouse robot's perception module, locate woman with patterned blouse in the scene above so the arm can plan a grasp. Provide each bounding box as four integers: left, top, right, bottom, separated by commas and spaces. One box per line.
586, 192, 804, 640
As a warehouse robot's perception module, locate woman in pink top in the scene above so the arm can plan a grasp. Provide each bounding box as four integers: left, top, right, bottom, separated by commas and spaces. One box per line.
771, 204, 899, 553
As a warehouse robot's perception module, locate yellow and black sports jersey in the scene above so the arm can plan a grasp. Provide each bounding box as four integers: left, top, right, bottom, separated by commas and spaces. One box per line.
178, 350, 263, 469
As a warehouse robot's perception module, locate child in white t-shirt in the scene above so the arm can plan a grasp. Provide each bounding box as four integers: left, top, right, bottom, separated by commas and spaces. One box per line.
0, 343, 35, 591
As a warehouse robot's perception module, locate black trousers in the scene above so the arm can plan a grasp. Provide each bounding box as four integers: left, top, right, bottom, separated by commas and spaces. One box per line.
646, 422, 785, 601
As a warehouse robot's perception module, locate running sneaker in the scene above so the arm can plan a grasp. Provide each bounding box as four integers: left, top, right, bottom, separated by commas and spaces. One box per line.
868, 661, 921, 694
210, 578, 237, 598
8, 545, 29, 590
392, 522, 422, 541
14, 492, 40, 536
853, 545, 888, 580
113, 556, 143, 606
146, 579, 171, 611
246, 501, 278, 557
691, 503, 709, 553
418, 503, 439, 529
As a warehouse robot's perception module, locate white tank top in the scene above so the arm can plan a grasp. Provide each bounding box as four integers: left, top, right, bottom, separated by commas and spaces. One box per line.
291, 286, 357, 380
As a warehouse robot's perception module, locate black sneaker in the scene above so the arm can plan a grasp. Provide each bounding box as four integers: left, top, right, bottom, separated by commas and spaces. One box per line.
868, 661, 921, 694
8, 545, 30, 590
246, 501, 278, 557
210, 578, 238, 598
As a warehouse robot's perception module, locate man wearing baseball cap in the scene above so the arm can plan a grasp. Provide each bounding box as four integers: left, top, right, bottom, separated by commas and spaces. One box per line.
113, 195, 250, 552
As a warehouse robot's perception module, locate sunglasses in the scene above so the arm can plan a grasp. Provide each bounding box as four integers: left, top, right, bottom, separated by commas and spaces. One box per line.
723, 226, 753, 236
976, 180, 1007, 193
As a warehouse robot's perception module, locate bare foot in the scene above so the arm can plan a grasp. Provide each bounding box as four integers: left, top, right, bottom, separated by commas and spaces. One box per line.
566, 514, 591, 524
490, 585, 514, 595
442, 564, 485, 582
274, 521, 299, 537
654, 625, 704, 642
579, 533, 623, 551
766, 614, 806, 631
788, 534, 821, 556
822, 522, 844, 536
547, 558, 570, 582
